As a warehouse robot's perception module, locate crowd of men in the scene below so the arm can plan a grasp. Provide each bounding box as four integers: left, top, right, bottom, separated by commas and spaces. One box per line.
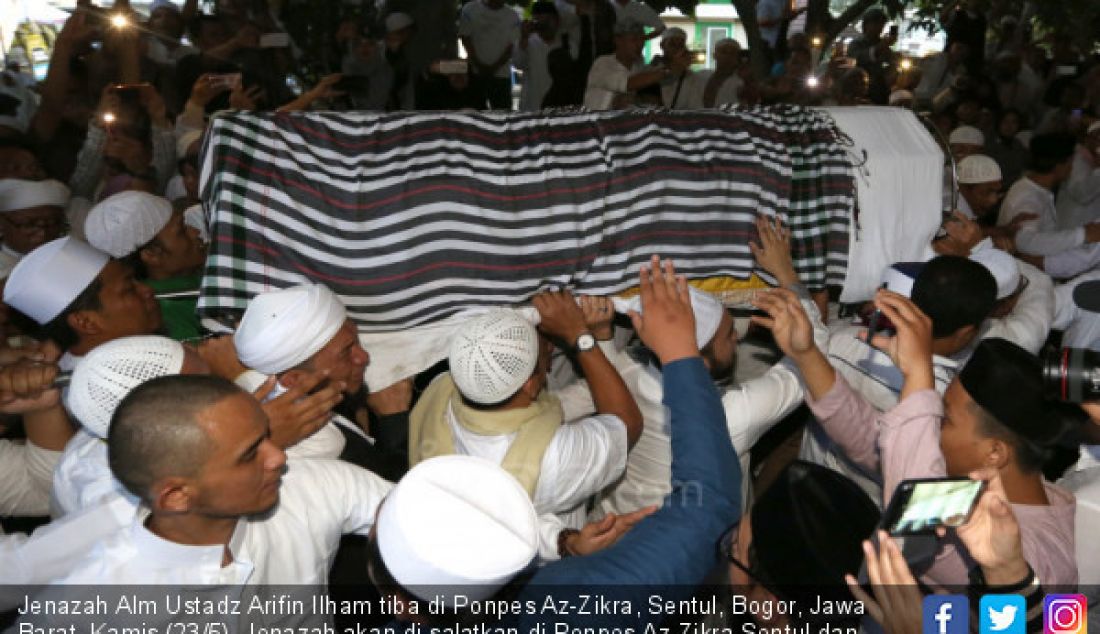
1, 0, 1100, 632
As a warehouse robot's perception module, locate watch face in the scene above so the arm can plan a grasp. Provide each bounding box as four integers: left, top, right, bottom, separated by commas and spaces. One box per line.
576, 333, 596, 351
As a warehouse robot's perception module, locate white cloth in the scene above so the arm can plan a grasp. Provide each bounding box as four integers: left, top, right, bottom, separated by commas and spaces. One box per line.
607, 0, 664, 32
960, 258, 1054, 357
0, 179, 70, 212
1044, 243, 1100, 280
1055, 145, 1100, 230
84, 191, 173, 258
0, 244, 21, 280
458, 0, 521, 79
51, 429, 139, 518
0, 438, 61, 517
998, 176, 1085, 256
821, 107, 944, 302
1059, 445, 1100, 616
1052, 269, 1100, 351
799, 324, 959, 503
659, 71, 705, 109
513, 32, 578, 111
47, 458, 392, 585
0, 496, 133, 610
559, 297, 829, 518
234, 284, 347, 375
694, 71, 742, 107
442, 391, 628, 531
584, 54, 645, 110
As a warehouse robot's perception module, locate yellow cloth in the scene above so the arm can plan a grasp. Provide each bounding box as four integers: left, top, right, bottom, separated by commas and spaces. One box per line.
409, 373, 563, 497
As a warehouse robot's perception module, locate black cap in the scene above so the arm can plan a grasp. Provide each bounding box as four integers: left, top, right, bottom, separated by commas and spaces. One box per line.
958, 338, 1060, 446
751, 461, 879, 611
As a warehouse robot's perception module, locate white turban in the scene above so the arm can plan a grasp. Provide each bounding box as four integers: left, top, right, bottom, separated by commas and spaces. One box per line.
234, 283, 348, 374
377, 455, 538, 606
612, 286, 726, 348
84, 191, 173, 258
3, 237, 109, 324
0, 179, 71, 212
67, 336, 186, 438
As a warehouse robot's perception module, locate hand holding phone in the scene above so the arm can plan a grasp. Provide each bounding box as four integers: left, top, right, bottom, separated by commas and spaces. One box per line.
881, 477, 985, 536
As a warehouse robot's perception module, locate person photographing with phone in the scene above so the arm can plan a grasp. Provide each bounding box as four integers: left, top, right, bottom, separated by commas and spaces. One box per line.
751, 286, 1079, 587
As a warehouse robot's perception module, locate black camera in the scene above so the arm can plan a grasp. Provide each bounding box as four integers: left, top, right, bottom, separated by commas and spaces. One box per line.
1043, 348, 1100, 403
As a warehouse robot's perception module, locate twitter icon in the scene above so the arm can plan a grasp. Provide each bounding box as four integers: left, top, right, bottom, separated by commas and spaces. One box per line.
982, 595, 1027, 634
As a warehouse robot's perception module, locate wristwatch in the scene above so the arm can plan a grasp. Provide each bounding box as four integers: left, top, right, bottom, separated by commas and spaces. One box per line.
573, 332, 596, 353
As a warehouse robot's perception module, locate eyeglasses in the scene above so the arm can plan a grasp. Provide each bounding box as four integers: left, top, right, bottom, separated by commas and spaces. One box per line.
1, 217, 65, 231
719, 524, 756, 579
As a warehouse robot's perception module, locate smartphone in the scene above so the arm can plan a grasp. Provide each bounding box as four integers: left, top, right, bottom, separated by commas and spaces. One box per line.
863, 283, 889, 344
437, 60, 469, 75
333, 75, 369, 92
259, 32, 290, 48
207, 73, 242, 90
881, 477, 985, 536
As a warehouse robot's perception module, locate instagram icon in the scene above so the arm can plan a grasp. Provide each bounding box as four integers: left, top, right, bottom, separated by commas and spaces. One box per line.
1044, 595, 1088, 634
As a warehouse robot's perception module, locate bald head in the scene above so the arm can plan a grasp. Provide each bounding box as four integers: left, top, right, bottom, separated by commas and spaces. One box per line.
108, 374, 242, 503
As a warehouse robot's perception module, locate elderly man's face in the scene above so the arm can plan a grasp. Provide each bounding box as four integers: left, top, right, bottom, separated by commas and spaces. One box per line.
0, 205, 64, 253
306, 319, 370, 393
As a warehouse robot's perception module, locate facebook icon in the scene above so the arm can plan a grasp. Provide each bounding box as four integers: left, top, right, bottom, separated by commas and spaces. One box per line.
924, 595, 970, 634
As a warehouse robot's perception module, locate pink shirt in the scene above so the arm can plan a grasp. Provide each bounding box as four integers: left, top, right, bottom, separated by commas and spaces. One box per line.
806, 374, 1078, 588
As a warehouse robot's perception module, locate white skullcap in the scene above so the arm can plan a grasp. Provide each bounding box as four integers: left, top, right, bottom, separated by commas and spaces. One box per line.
662, 27, 687, 42
3, 237, 109, 324
969, 247, 1020, 300
67, 336, 186, 439
385, 12, 414, 33
615, 286, 725, 348
1087, 121, 1100, 136
888, 89, 914, 105
0, 179, 70, 212
234, 283, 347, 374
881, 261, 925, 298
949, 125, 984, 146
183, 204, 208, 242
957, 154, 1003, 184
176, 129, 202, 160
84, 191, 173, 258
449, 309, 539, 404
377, 455, 539, 605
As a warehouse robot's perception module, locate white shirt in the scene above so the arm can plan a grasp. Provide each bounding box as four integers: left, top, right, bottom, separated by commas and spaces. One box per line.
443, 395, 627, 531
695, 71, 743, 108
458, 0, 522, 79
0, 438, 61, 518
1052, 269, 1100, 351
51, 428, 138, 517
659, 71, 705, 109
584, 54, 645, 110
558, 297, 829, 518
0, 496, 132, 610
1044, 243, 1100, 280
607, 0, 664, 32
799, 324, 958, 503
1059, 445, 1100, 615
966, 256, 1054, 356
1056, 145, 1100, 230
513, 31, 578, 111
49, 458, 392, 585
998, 176, 1085, 256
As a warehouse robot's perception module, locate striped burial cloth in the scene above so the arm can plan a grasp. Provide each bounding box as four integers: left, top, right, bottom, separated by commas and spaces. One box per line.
197, 105, 854, 384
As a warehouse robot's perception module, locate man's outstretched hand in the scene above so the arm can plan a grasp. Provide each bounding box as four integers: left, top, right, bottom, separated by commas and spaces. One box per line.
628, 256, 697, 365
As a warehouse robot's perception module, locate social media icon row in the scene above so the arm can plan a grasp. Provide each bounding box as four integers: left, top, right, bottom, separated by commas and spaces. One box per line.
921, 594, 1087, 634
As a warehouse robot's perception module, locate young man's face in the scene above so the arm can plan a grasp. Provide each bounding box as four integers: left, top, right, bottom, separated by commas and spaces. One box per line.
939, 380, 993, 476
0, 205, 65, 254
85, 260, 164, 340
147, 211, 206, 278
960, 180, 1003, 216
191, 393, 287, 517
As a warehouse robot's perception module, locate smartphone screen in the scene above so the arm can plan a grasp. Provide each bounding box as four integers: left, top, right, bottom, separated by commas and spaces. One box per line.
883, 478, 985, 535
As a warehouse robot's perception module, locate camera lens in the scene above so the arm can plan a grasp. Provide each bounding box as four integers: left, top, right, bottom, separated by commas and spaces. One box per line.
1043, 348, 1100, 403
